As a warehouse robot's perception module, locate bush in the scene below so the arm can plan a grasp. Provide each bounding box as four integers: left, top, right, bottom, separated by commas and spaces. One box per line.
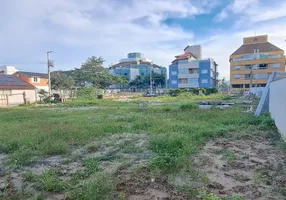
222, 95, 232, 100
205, 87, 218, 95
169, 89, 180, 97
77, 87, 103, 100
180, 103, 199, 111
97, 94, 103, 99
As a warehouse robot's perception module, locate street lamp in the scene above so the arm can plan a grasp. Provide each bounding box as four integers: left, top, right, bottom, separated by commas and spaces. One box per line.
47, 51, 53, 97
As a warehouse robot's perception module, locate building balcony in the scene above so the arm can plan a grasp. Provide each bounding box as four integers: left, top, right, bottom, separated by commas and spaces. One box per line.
178, 73, 199, 79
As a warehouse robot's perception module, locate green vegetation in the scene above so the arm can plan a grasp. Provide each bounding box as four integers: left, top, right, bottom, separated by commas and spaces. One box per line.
0, 95, 280, 199
67, 173, 115, 200
40, 169, 68, 192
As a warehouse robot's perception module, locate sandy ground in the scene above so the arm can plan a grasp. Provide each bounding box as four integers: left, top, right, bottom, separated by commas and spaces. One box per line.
193, 135, 286, 199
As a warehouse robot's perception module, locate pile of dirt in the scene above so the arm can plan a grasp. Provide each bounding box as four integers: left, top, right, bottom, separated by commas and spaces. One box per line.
193, 136, 286, 199
116, 168, 189, 200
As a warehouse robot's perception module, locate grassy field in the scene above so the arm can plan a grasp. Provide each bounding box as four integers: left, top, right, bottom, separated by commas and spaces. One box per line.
0, 95, 280, 199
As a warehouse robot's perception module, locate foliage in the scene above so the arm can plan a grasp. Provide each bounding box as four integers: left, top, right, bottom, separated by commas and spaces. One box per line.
51, 72, 75, 91
67, 173, 115, 200
76, 87, 103, 100
180, 103, 199, 110
169, 89, 180, 96
203, 194, 222, 200
56, 56, 126, 89
40, 169, 68, 192
129, 72, 166, 89
219, 77, 229, 89
38, 89, 48, 96
205, 87, 218, 95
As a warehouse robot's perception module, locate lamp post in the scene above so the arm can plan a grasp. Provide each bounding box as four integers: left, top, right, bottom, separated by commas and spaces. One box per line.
47, 51, 53, 97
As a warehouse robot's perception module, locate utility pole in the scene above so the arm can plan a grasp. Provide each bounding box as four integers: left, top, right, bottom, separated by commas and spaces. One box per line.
47, 51, 53, 97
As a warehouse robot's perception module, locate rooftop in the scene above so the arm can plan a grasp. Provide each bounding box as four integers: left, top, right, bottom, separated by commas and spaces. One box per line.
110, 60, 162, 69
0, 75, 35, 89
231, 42, 284, 56
16, 71, 48, 79
172, 52, 197, 64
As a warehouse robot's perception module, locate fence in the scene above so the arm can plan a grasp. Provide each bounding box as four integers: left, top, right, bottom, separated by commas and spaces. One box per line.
106, 88, 170, 94
269, 77, 286, 140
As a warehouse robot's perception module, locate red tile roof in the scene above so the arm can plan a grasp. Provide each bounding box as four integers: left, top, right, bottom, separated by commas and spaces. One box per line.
172, 52, 196, 64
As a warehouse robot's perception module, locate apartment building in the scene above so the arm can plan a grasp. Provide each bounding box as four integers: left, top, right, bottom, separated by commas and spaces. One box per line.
169, 45, 218, 89
230, 35, 286, 90
109, 52, 166, 89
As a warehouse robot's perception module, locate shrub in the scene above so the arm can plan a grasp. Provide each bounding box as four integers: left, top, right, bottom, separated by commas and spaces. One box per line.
77, 87, 103, 100
97, 94, 103, 99
205, 87, 218, 95
169, 89, 180, 96
222, 95, 232, 100
203, 194, 222, 200
180, 103, 199, 111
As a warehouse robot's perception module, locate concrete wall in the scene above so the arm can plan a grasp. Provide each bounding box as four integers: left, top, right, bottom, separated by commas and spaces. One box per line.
269, 78, 286, 139
0, 89, 37, 105
0, 66, 18, 75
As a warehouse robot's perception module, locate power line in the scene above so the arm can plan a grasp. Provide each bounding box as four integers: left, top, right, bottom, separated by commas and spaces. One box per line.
0, 62, 47, 65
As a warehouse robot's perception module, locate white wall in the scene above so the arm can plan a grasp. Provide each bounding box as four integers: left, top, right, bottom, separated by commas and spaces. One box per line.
269, 78, 286, 139
178, 61, 199, 69
0, 66, 18, 75
7, 89, 36, 105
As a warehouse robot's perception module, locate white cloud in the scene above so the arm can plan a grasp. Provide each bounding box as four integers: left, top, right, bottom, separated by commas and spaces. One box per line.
0, 0, 285, 81
215, 0, 286, 24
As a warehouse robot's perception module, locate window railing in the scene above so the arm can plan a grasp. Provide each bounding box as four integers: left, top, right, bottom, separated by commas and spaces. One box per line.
233, 54, 282, 62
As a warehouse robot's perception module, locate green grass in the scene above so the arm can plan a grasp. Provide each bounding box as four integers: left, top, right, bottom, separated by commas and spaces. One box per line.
67, 172, 115, 200
0, 98, 276, 169
0, 97, 280, 199
39, 169, 68, 192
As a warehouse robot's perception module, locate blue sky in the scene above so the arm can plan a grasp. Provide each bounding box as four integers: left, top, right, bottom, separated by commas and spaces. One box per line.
0, 0, 285, 80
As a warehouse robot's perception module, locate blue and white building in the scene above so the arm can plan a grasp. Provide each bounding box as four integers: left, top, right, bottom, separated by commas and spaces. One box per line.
109, 52, 167, 89
169, 45, 218, 89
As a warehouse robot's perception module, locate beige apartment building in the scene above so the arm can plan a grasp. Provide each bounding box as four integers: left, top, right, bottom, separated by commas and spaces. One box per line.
230, 35, 286, 91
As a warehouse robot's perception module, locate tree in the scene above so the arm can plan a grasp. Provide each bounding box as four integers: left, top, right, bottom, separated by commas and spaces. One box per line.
128, 72, 166, 89
51, 72, 75, 91
73, 56, 118, 89
219, 77, 229, 89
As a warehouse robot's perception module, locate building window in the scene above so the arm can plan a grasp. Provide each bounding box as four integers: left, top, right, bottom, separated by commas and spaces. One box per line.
171, 71, 177, 75
245, 74, 253, 80
255, 73, 268, 80
232, 84, 243, 88
273, 63, 280, 69
171, 80, 177, 84
188, 69, 198, 74
234, 75, 241, 79
201, 69, 208, 74
234, 66, 241, 70
179, 78, 188, 84
269, 55, 281, 59
201, 79, 208, 84
258, 64, 268, 69
32, 77, 40, 83
178, 69, 188, 74
188, 78, 198, 85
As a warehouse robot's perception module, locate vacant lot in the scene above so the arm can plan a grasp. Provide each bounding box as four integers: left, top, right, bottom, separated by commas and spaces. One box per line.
0, 95, 285, 200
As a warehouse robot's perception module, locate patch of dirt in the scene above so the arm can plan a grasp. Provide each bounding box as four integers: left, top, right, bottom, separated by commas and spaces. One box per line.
193, 136, 286, 199
1, 134, 151, 199
116, 168, 189, 200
